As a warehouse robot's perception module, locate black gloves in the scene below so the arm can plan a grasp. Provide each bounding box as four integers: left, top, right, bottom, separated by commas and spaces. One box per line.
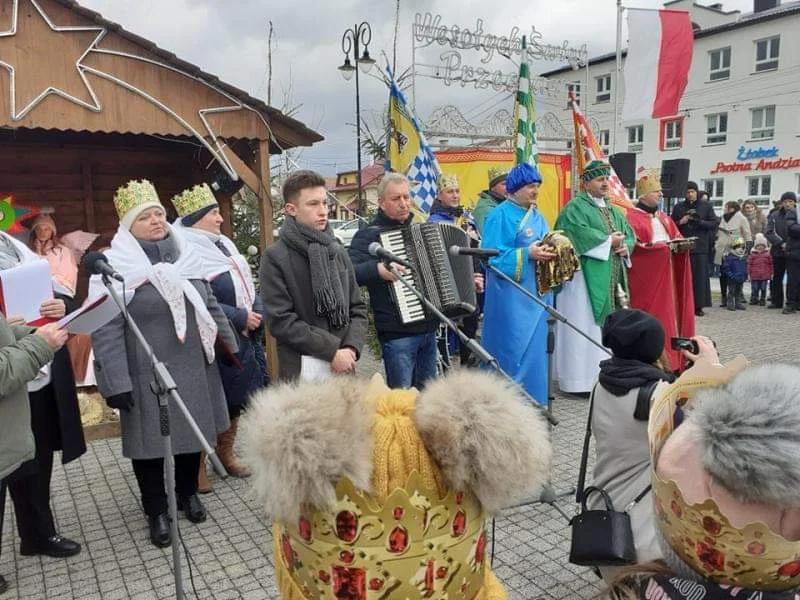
106, 392, 134, 411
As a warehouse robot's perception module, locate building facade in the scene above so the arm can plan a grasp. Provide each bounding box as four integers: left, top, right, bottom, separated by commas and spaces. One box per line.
541, 0, 800, 211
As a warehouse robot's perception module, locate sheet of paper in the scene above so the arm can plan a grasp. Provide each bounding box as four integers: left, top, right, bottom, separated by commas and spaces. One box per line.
0, 261, 53, 323
56, 294, 121, 335
300, 355, 332, 382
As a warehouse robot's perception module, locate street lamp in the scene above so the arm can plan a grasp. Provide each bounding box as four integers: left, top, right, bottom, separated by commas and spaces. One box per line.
338, 22, 375, 216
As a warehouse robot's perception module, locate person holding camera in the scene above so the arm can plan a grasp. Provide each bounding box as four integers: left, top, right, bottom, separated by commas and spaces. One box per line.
0, 318, 70, 595
670, 182, 719, 315
589, 308, 719, 582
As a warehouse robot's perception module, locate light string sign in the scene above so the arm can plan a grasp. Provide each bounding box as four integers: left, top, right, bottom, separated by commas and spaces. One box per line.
411, 12, 589, 99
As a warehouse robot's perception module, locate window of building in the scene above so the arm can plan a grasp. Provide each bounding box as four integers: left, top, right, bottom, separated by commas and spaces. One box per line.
595, 75, 611, 103
706, 113, 728, 144
755, 36, 779, 72
599, 129, 610, 155
660, 117, 684, 150
627, 125, 644, 152
567, 81, 581, 108
709, 47, 731, 81
750, 105, 775, 140
747, 176, 771, 207
702, 178, 725, 210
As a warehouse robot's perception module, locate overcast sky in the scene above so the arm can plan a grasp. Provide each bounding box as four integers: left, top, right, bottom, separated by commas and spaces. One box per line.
79, 0, 756, 176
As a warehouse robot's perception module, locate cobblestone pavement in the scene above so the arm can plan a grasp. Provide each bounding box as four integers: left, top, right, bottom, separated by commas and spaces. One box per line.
1, 302, 797, 600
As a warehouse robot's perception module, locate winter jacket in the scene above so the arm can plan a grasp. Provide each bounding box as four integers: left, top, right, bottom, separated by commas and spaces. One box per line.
0, 317, 54, 479
722, 253, 748, 283
348, 211, 438, 340
260, 237, 367, 382
714, 211, 751, 266
766, 207, 793, 258
786, 208, 800, 261
747, 249, 773, 280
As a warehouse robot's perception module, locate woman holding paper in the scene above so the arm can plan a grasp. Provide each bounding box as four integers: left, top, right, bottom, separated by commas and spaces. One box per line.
25, 213, 79, 297
0, 229, 86, 559
89, 180, 236, 548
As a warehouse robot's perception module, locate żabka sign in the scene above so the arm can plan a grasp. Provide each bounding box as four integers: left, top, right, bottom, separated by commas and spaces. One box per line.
710, 145, 800, 174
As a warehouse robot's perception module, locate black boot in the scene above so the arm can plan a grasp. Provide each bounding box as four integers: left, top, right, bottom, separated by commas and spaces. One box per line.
148, 513, 171, 548
177, 494, 207, 523
749, 297, 759, 305
720, 296, 728, 308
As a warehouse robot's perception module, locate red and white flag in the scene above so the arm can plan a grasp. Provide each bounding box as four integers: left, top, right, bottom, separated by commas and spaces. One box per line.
622, 9, 693, 122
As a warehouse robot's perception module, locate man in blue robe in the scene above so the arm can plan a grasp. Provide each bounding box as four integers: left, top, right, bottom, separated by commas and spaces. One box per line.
480, 163, 556, 405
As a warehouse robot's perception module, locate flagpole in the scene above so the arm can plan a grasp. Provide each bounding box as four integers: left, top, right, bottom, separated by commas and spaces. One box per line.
613, 0, 623, 155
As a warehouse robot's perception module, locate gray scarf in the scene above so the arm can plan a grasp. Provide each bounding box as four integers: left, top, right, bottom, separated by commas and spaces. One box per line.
279, 217, 349, 330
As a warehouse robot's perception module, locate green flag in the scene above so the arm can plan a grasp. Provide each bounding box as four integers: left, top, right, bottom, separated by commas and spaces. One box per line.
514, 37, 538, 166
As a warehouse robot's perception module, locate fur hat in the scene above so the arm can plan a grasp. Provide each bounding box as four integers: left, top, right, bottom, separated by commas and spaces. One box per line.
650, 361, 800, 591
239, 371, 552, 599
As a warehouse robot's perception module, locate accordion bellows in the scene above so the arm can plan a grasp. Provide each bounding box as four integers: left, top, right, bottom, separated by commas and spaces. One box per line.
240, 371, 553, 599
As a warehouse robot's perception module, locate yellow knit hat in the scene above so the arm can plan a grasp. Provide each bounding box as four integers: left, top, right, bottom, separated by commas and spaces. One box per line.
240, 372, 552, 600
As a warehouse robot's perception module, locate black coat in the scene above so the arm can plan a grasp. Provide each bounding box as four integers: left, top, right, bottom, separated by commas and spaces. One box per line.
348, 211, 438, 339
32, 295, 86, 465
670, 198, 719, 255
784, 208, 800, 261
209, 271, 267, 410
260, 238, 368, 381
766, 207, 794, 258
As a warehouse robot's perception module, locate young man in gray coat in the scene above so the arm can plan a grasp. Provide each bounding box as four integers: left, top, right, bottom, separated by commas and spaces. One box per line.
260, 170, 367, 381
0, 318, 67, 595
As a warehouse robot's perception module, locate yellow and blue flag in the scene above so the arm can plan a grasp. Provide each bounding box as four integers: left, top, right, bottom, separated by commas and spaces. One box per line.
385, 68, 441, 214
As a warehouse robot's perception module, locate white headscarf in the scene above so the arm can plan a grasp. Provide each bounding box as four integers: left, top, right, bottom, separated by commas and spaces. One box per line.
88, 224, 217, 362
172, 218, 256, 310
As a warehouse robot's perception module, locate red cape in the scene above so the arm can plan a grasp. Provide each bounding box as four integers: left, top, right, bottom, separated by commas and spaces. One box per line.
626, 208, 695, 371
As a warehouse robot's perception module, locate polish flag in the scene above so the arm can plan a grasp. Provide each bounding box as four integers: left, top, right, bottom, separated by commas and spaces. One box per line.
622, 9, 693, 122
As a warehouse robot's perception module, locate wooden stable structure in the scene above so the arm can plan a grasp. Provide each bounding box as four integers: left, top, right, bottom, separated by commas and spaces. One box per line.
0, 0, 321, 245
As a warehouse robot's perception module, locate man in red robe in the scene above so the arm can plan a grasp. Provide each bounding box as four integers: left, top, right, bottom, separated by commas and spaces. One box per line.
626, 168, 695, 371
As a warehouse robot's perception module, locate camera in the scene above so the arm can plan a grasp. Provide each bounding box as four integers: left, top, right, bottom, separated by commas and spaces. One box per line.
670, 337, 699, 354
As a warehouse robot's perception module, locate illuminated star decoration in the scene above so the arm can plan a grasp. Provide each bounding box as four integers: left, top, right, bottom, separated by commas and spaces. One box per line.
0, 195, 39, 233
0, 0, 105, 121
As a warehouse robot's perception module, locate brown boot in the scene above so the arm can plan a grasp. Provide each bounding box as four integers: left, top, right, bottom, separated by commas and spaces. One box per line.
217, 418, 250, 478
197, 451, 213, 494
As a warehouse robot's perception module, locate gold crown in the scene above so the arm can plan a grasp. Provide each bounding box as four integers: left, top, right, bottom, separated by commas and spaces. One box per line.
635, 167, 662, 197
274, 472, 492, 599
487, 166, 508, 185
437, 173, 459, 191
113, 180, 161, 221
648, 357, 800, 591
171, 183, 217, 218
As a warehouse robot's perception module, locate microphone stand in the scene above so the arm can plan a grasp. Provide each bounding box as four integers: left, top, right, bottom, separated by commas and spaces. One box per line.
381, 261, 559, 428
99, 273, 227, 600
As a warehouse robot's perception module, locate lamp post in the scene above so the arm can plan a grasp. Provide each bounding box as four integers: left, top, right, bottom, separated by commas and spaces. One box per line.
338, 22, 375, 217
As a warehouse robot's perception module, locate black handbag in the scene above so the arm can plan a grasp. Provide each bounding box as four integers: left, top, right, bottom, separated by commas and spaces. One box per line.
568, 383, 653, 567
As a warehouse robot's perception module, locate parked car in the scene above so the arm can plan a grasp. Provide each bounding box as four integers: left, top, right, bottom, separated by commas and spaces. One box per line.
332, 219, 361, 247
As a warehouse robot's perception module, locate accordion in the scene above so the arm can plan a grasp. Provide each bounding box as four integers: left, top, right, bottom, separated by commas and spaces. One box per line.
379, 222, 477, 325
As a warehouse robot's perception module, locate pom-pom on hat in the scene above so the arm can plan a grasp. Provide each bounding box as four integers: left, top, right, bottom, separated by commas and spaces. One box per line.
113, 180, 164, 230
239, 371, 553, 599
506, 163, 543, 194
602, 308, 665, 364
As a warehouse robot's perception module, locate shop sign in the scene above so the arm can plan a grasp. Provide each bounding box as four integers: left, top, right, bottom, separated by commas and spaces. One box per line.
710, 145, 800, 174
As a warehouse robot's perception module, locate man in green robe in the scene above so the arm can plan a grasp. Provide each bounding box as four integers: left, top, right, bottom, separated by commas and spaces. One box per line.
554, 160, 635, 393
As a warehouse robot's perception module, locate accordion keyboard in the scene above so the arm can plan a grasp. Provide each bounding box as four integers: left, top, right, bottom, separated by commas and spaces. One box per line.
379, 229, 426, 324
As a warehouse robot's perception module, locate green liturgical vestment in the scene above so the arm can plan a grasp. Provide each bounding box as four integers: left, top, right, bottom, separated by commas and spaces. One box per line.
554, 192, 635, 326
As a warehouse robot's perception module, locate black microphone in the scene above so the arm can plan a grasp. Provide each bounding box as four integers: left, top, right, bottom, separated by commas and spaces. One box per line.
82, 251, 124, 282
449, 245, 500, 258
367, 242, 413, 269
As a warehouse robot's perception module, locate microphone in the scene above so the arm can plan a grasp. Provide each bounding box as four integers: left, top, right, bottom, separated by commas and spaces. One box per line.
367, 242, 413, 269
83, 251, 124, 282
449, 245, 500, 258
